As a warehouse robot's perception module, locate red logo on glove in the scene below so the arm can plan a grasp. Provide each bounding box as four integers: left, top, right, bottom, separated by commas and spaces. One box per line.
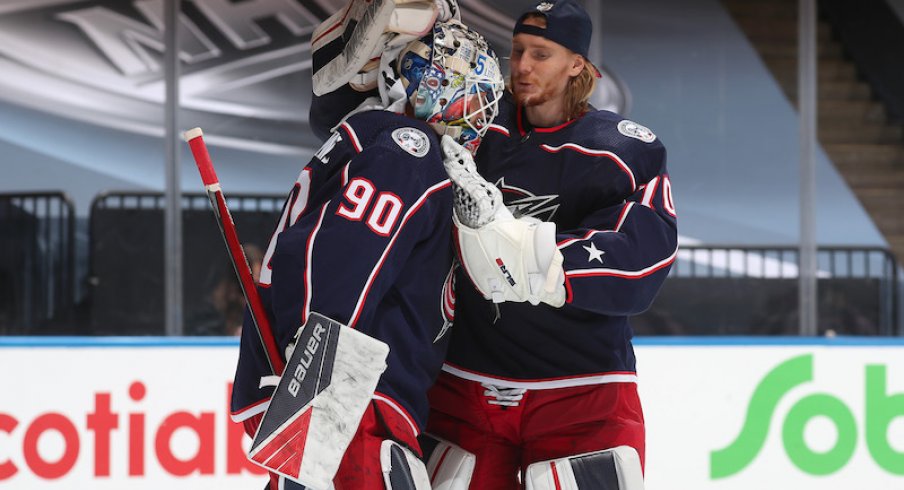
495, 258, 517, 286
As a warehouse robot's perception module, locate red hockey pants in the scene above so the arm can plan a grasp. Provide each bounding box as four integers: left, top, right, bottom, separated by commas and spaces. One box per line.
426, 371, 645, 490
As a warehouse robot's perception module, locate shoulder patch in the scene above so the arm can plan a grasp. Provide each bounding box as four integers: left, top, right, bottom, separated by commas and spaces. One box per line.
391, 127, 431, 157
617, 120, 657, 143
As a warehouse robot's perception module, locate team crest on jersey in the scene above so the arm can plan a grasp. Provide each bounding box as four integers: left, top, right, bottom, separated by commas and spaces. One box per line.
392, 128, 431, 157
495, 177, 560, 222
434, 265, 456, 343
617, 120, 657, 143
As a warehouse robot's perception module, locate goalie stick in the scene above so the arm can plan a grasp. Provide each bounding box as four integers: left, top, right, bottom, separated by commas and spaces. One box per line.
183, 127, 284, 375
184, 128, 390, 488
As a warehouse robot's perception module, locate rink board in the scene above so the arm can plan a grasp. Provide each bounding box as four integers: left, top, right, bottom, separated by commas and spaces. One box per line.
0, 337, 902, 489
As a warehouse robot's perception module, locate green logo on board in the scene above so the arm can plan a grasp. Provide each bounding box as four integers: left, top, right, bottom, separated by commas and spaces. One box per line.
710, 354, 904, 478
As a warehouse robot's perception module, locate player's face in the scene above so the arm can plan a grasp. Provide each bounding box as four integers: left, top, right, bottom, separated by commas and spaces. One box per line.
510, 18, 584, 112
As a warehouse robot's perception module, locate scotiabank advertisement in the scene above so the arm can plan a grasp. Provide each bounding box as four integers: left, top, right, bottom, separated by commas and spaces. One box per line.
0, 340, 266, 489
1, 338, 903, 489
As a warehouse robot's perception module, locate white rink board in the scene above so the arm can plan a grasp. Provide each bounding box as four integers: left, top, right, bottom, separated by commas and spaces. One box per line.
1, 338, 903, 489
0, 339, 267, 489
637, 339, 904, 490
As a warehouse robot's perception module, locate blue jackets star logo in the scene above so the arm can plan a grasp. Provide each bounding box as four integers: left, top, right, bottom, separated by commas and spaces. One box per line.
583, 243, 605, 263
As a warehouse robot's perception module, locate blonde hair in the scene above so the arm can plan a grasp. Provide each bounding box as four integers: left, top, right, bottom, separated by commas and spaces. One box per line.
564, 60, 597, 120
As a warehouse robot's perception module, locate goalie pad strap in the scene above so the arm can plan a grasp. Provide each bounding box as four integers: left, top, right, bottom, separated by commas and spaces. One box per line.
381, 440, 432, 489
524, 446, 645, 490
420, 434, 476, 490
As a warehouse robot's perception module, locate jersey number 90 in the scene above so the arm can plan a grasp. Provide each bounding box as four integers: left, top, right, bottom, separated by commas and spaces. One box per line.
337, 178, 403, 236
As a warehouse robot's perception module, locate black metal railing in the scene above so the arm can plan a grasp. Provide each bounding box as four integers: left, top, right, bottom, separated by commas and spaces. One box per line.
635, 245, 900, 336
88, 191, 284, 336
671, 245, 897, 280
0, 192, 76, 334
3, 190, 901, 338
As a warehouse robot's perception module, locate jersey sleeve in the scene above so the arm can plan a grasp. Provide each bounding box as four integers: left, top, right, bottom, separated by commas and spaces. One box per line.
309, 84, 373, 141
556, 148, 678, 316
267, 143, 450, 337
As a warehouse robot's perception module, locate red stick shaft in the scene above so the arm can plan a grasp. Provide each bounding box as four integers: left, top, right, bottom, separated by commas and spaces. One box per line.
184, 128, 285, 375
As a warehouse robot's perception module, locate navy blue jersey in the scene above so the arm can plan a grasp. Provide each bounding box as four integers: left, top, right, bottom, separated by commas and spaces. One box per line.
231, 110, 455, 434
444, 95, 678, 387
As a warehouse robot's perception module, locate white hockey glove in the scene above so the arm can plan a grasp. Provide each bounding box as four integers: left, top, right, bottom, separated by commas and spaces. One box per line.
442, 136, 566, 307
312, 0, 457, 95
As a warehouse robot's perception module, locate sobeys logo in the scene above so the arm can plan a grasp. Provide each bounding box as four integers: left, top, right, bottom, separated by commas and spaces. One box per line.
710, 354, 904, 478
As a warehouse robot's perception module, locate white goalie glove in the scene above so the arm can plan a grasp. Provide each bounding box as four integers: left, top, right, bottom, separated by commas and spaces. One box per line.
312, 0, 460, 95
442, 136, 566, 307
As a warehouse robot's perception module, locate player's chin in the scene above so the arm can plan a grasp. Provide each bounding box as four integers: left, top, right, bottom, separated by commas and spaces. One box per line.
514, 91, 543, 108
513, 83, 533, 98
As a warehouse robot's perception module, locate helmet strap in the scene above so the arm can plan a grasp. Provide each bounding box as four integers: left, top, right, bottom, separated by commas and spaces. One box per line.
428, 122, 463, 139
377, 43, 409, 113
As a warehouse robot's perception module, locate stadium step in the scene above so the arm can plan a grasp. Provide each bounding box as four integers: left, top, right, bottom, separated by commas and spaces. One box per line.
827, 146, 904, 188
819, 99, 888, 122
754, 41, 843, 59
824, 143, 904, 165
732, 17, 833, 43
776, 79, 874, 104
820, 123, 904, 145
721, 0, 904, 263
721, 0, 797, 19
766, 57, 859, 81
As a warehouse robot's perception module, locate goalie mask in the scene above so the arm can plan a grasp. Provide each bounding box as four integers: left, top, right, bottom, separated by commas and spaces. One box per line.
398, 20, 504, 154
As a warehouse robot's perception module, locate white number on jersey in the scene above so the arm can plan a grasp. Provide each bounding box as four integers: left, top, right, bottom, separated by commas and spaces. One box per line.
336, 177, 403, 235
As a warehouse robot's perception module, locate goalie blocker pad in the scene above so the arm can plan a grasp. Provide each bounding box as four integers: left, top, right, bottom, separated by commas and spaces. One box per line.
453, 214, 565, 307
419, 433, 476, 490
248, 313, 389, 489
311, 0, 439, 96
524, 446, 645, 490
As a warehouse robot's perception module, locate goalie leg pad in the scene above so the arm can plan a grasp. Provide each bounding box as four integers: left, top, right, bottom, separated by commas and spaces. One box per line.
381, 440, 432, 489
524, 446, 644, 490
248, 314, 390, 489
419, 434, 476, 490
